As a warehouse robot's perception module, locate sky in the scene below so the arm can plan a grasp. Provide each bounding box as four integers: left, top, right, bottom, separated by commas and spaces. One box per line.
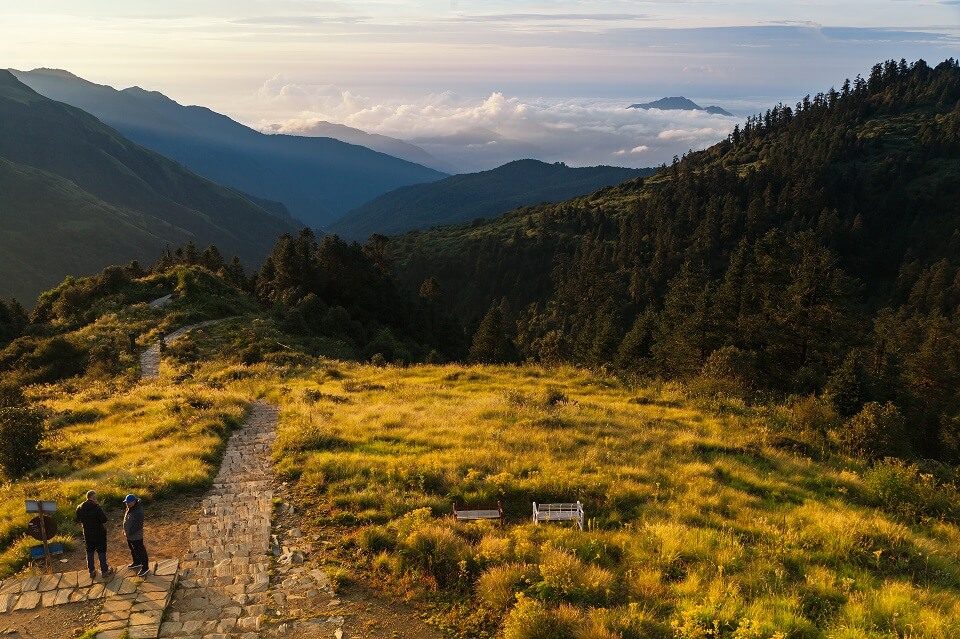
3, 1, 959, 170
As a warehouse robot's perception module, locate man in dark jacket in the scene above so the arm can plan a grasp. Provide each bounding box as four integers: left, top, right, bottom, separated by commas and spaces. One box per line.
122, 494, 150, 577
75, 490, 114, 579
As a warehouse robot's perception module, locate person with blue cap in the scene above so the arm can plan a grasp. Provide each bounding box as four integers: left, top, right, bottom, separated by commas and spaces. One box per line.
122, 494, 150, 577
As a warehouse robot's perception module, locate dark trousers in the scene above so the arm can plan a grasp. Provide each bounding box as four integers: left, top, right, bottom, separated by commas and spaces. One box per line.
85, 538, 108, 574
127, 539, 149, 569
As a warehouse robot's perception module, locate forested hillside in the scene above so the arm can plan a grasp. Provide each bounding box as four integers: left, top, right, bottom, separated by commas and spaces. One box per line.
329, 160, 653, 240
387, 59, 960, 459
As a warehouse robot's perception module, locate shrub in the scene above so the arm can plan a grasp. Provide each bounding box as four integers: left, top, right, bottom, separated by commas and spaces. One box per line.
789, 395, 840, 438
503, 596, 581, 639
542, 388, 569, 407
532, 547, 616, 606
400, 523, 473, 589
87, 339, 122, 378
862, 458, 960, 523
694, 346, 758, 398
0, 403, 46, 477
836, 402, 909, 459
477, 563, 540, 612
357, 526, 397, 554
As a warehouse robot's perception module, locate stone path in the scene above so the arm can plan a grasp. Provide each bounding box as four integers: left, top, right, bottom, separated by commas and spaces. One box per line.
0, 560, 179, 639
159, 401, 277, 638
148, 294, 174, 309
140, 318, 236, 380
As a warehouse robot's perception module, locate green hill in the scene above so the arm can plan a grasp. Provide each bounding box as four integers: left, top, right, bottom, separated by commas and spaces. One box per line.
0, 70, 300, 304
328, 160, 654, 240
2, 261, 960, 637
385, 59, 960, 458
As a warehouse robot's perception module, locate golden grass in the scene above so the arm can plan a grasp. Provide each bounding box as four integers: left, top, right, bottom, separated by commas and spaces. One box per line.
0, 375, 248, 577
4, 321, 960, 637
247, 361, 960, 638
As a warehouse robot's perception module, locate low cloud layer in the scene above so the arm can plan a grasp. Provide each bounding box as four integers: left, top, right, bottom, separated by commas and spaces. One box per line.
257, 78, 741, 172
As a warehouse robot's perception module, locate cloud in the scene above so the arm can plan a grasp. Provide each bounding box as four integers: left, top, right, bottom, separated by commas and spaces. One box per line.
256, 79, 740, 171
233, 15, 370, 25
451, 13, 650, 22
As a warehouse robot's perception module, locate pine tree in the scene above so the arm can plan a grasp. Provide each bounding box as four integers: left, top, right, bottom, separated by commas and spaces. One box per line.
469, 305, 514, 364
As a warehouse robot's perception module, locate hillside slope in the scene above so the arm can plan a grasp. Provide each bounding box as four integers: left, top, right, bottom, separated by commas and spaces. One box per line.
387, 59, 960, 456
5, 264, 960, 637
263, 119, 458, 174
329, 160, 654, 240
0, 71, 299, 303
12, 68, 447, 226
0, 158, 197, 303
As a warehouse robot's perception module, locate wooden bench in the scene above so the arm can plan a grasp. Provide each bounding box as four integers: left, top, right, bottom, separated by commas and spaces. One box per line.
532, 501, 585, 530
452, 501, 504, 523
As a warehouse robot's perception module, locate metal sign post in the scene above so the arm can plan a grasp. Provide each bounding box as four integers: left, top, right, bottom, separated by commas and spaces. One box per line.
25, 500, 57, 574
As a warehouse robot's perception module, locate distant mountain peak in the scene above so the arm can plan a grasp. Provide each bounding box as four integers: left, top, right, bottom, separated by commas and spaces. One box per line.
26, 68, 80, 79
628, 96, 733, 117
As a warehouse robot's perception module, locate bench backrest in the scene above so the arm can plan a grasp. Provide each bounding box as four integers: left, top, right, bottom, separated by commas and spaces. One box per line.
532, 501, 585, 530
452, 502, 503, 522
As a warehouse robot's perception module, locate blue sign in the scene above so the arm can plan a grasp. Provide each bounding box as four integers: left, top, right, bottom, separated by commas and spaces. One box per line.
29, 543, 64, 559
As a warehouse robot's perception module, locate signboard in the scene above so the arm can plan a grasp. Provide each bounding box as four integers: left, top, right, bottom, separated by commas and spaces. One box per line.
27, 516, 57, 542
30, 543, 64, 559
25, 501, 57, 513
25, 499, 57, 573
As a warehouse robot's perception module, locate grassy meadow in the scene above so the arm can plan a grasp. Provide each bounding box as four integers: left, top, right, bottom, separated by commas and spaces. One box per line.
3, 297, 960, 637
250, 362, 960, 639
0, 370, 249, 577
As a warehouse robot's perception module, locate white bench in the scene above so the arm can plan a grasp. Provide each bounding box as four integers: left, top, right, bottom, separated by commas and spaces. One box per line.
452, 502, 504, 523
532, 501, 585, 530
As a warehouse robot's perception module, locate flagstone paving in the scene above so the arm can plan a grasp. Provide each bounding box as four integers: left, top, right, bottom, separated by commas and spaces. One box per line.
0, 559, 179, 638
158, 401, 278, 639
140, 317, 236, 379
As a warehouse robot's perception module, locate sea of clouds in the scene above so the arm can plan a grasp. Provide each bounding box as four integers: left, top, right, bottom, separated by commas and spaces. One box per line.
255, 76, 744, 173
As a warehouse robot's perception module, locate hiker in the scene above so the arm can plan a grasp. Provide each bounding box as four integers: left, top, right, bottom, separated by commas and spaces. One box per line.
75, 490, 115, 579
122, 494, 150, 576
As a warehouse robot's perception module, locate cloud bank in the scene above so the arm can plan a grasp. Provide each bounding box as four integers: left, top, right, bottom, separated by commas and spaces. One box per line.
257, 78, 740, 172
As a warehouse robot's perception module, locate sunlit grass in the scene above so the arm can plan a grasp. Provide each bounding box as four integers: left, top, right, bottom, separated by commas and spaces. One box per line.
4, 314, 959, 637
0, 375, 248, 577
254, 361, 960, 638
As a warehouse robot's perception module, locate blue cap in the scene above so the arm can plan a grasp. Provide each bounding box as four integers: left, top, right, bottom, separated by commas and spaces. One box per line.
123, 494, 137, 504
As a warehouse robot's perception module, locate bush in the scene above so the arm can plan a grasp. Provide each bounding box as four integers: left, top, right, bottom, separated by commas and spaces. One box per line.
503, 596, 581, 639
532, 547, 617, 606
836, 402, 909, 459
477, 563, 540, 612
789, 395, 840, 438
0, 403, 46, 477
399, 523, 473, 589
86, 339, 122, 378
862, 458, 960, 523
357, 526, 397, 554
694, 346, 758, 398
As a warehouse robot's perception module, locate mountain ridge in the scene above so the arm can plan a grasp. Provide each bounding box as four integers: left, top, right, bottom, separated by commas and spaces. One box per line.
328, 159, 655, 240
0, 70, 299, 304
628, 96, 734, 116
11, 68, 447, 227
